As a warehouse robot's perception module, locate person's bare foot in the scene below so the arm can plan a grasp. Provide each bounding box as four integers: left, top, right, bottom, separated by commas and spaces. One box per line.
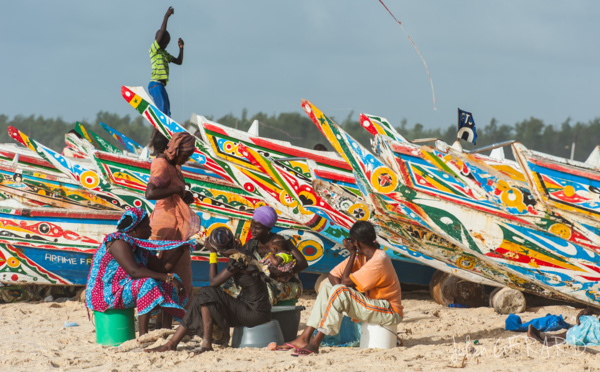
276, 335, 311, 351
291, 344, 320, 356
144, 343, 175, 353
267, 342, 304, 351
527, 324, 544, 343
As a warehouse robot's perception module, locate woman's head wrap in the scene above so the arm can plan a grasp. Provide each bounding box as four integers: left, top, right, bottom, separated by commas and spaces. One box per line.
164, 132, 196, 162
252, 206, 278, 229
116, 207, 148, 233
208, 226, 234, 251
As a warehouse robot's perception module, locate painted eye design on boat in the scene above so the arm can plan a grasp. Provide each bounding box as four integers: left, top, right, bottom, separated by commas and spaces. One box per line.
38, 223, 50, 235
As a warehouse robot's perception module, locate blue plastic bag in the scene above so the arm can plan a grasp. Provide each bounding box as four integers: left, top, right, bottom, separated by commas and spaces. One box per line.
505, 313, 570, 332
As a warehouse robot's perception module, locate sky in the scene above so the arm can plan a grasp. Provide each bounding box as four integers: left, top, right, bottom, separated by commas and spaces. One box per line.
1, 1, 598, 132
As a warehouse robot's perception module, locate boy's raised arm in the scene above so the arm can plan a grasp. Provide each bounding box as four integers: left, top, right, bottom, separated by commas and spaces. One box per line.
156, 6, 174, 43
172, 38, 184, 65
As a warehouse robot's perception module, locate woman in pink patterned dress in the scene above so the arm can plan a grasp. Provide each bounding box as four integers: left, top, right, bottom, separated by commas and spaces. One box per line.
86, 207, 193, 336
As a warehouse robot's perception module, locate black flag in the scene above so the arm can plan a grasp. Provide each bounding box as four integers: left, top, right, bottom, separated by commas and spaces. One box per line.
457, 108, 477, 145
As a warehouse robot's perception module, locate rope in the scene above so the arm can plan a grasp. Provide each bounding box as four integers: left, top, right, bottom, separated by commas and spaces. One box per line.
377, 0, 436, 110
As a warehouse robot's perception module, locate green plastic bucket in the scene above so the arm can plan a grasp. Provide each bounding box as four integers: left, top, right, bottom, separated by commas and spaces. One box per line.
94, 308, 136, 346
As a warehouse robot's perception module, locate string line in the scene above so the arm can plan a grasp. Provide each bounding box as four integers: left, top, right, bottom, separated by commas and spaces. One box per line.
377, 0, 436, 110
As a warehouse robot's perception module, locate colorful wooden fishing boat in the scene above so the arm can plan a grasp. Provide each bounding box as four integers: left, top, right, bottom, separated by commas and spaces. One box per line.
4, 126, 368, 279
360, 112, 600, 249
99, 122, 143, 154
303, 99, 600, 303
119, 86, 441, 283
372, 133, 600, 305
513, 143, 600, 246
193, 101, 482, 282
255, 145, 502, 286
0, 87, 426, 286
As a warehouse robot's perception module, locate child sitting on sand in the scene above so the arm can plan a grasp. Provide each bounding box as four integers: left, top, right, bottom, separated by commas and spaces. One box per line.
259, 235, 296, 279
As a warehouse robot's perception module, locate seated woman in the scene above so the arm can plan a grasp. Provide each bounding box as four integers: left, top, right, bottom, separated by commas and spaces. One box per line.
234, 206, 308, 304
86, 207, 192, 337
146, 226, 271, 354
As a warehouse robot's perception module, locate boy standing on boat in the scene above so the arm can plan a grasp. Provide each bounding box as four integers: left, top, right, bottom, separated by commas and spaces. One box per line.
148, 6, 184, 154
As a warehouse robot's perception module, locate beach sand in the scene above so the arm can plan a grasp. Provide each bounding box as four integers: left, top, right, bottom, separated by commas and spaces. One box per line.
1, 288, 599, 372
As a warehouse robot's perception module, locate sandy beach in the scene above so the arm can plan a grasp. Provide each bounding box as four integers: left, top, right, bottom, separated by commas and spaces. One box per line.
1, 288, 599, 372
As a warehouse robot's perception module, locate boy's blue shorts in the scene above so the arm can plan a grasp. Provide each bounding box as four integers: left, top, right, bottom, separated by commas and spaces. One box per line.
148, 81, 171, 117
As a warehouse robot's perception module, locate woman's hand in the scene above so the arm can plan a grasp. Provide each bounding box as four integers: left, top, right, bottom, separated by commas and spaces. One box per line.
172, 277, 185, 296
343, 238, 357, 254
234, 235, 242, 250
205, 239, 217, 253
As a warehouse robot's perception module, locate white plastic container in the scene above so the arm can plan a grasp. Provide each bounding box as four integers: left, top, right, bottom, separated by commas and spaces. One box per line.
359, 322, 398, 349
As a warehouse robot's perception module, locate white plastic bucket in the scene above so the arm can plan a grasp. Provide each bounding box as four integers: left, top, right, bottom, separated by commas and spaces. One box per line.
359, 322, 398, 349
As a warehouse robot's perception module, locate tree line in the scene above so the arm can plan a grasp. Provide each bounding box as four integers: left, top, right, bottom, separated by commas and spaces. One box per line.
0, 110, 598, 162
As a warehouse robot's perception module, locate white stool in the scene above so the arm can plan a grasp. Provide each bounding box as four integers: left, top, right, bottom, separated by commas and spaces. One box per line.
359, 322, 398, 349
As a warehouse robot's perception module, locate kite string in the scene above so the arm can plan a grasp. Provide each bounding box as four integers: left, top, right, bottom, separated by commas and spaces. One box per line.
179, 25, 186, 124
377, 0, 436, 111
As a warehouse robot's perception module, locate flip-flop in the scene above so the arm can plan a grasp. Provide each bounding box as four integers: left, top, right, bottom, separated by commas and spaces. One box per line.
267, 342, 298, 351
280, 343, 299, 351
291, 348, 316, 357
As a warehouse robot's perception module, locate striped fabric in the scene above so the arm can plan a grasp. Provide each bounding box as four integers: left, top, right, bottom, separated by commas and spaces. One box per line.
307, 280, 402, 336
149, 40, 174, 85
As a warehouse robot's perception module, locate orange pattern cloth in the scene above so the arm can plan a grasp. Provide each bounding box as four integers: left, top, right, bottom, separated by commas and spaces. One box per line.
148, 156, 200, 241
147, 156, 201, 299
330, 249, 403, 316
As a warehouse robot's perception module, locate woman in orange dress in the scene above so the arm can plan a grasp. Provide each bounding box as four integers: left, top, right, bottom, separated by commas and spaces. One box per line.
145, 131, 201, 328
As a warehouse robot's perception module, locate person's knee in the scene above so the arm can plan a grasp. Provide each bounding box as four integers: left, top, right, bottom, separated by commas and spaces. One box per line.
327, 284, 351, 302
331, 284, 349, 292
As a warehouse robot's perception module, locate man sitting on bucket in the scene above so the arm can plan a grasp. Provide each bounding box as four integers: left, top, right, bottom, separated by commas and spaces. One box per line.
272, 221, 403, 355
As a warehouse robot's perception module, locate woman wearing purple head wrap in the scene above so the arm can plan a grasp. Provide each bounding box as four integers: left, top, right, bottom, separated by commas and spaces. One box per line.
252, 205, 278, 229
230, 205, 309, 305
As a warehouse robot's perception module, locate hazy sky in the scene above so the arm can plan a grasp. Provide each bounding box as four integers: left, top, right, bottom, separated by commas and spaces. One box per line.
1, 1, 598, 132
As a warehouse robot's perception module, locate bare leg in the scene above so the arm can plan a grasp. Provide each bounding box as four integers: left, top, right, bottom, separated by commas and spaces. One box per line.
300, 331, 325, 354
159, 247, 193, 330
161, 312, 174, 330
138, 313, 150, 336
145, 324, 189, 352
195, 305, 213, 354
